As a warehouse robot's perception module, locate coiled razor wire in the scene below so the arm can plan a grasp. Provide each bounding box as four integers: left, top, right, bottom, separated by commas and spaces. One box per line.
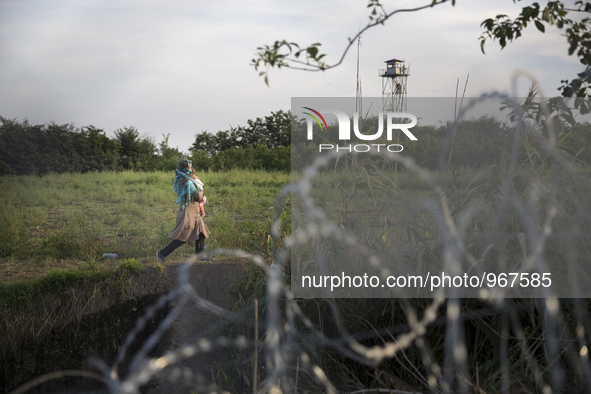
9, 79, 591, 394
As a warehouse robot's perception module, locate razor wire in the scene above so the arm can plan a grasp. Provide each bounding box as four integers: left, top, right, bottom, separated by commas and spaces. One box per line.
9, 79, 591, 394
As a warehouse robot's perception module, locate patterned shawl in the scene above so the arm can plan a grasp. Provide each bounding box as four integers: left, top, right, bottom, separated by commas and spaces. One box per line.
174, 159, 202, 210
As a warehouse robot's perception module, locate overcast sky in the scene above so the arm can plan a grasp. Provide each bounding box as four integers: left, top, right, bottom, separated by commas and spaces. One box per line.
0, 0, 582, 153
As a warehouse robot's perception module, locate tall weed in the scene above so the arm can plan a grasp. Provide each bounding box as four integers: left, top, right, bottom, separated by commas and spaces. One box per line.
0, 201, 25, 256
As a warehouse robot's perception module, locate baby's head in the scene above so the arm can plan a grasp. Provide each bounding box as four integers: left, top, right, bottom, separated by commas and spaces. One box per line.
176, 159, 193, 175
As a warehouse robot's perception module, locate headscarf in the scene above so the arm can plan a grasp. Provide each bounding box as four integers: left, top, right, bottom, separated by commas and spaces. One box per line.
174, 159, 202, 210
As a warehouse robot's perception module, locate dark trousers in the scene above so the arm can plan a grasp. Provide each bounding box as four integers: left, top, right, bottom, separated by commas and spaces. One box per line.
160, 233, 206, 257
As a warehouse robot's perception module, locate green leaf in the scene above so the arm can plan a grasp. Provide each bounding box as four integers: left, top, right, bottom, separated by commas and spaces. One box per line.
535, 20, 545, 33
542, 7, 550, 22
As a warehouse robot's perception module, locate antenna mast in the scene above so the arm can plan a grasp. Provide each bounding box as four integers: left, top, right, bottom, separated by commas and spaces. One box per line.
355, 30, 362, 115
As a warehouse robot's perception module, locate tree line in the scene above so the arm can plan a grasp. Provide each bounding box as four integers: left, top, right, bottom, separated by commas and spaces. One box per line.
0, 110, 292, 176
292, 113, 591, 171
2, 109, 590, 176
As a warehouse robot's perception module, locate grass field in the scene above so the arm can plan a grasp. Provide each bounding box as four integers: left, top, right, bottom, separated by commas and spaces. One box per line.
0, 169, 290, 284
0, 168, 292, 376
3, 160, 591, 393
0, 163, 524, 287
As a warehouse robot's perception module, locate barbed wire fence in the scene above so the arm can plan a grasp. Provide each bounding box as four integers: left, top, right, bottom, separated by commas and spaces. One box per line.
9, 85, 591, 394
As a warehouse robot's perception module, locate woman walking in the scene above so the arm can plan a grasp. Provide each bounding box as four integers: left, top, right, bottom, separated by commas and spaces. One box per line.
156, 159, 210, 263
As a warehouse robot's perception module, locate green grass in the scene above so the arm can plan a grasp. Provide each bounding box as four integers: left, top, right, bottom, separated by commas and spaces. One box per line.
0, 169, 290, 284
0, 169, 290, 369
4, 159, 589, 393
0, 258, 144, 316
117, 258, 143, 277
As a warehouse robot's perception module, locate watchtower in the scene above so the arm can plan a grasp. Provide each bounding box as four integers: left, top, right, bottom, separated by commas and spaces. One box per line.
379, 58, 410, 113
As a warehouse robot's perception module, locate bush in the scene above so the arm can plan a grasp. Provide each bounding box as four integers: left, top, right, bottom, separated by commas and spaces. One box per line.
117, 258, 143, 277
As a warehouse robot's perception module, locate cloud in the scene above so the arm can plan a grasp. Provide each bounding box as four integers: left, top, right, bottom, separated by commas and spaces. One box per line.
0, 0, 584, 151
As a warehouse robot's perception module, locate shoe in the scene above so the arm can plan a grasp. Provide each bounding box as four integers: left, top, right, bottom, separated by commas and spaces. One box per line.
156, 251, 166, 264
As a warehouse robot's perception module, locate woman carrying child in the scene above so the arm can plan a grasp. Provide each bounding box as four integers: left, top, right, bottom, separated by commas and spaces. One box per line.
156, 159, 210, 263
